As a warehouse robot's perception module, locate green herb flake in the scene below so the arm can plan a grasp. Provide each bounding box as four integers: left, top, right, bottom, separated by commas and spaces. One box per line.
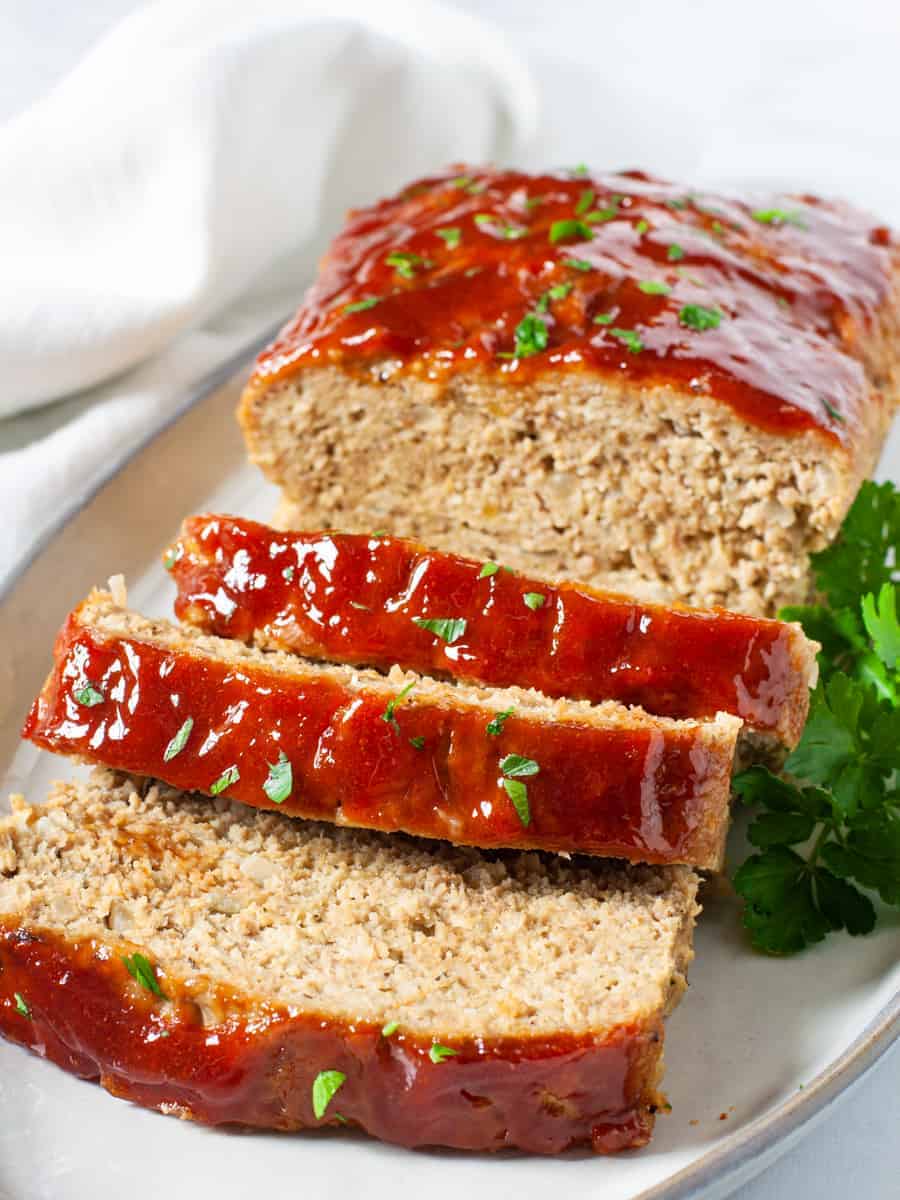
570, 164, 589, 177
523, 592, 546, 611
382, 1020, 400, 1037
584, 207, 618, 224
210, 765, 240, 796
263, 751, 293, 805
500, 754, 540, 779
666, 197, 688, 210
635, 219, 649, 234
412, 616, 467, 644
409, 736, 426, 750
14, 992, 30, 1019
575, 188, 595, 216
449, 175, 474, 189
549, 219, 594, 245
428, 1044, 458, 1064
563, 257, 593, 272
478, 562, 500, 578
511, 312, 549, 358
474, 214, 527, 240
486, 708, 515, 736
343, 297, 380, 315
163, 717, 194, 763
74, 683, 104, 707
312, 1069, 347, 1119
282, 565, 295, 582
822, 399, 845, 425
385, 250, 428, 279
163, 547, 178, 571
382, 681, 416, 733
593, 311, 615, 325
609, 328, 644, 353
502, 778, 531, 826
122, 952, 167, 999
667, 244, 685, 262
638, 280, 671, 295
436, 227, 461, 249
751, 208, 807, 229
678, 304, 722, 331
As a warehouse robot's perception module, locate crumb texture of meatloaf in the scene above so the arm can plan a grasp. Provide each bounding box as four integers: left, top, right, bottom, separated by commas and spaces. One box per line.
240, 166, 900, 616
22, 590, 740, 868
0, 770, 700, 1153
169, 513, 817, 747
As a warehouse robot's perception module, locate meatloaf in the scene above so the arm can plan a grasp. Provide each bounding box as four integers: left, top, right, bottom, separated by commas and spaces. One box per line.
167, 513, 816, 747
22, 589, 740, 868
0, 769, 700, 1153
240, 166, 900, 616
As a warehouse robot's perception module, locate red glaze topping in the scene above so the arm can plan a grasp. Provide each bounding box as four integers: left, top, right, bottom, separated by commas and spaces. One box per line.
170, 514, 809, 745
22, 607, 734, 867
253, 166, 895, 440
0, 923, 662, 1153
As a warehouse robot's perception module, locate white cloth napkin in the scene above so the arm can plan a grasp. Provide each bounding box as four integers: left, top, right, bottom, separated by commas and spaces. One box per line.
0, 0, 536, 582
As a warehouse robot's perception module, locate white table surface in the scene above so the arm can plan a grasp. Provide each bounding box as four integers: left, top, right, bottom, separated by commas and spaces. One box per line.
0, 1, 897, 1196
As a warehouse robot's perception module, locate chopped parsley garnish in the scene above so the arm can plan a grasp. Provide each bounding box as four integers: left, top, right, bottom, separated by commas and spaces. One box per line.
348, 600, 370, 611
525, 195, 547, 210
474, 214, 527, 240
502, 779, 530, 826
312, 1069, 346, 1119
428, 1044, 458, 1063
570, 164, 589, 176
409, 736, 426, 750
163, 547, 178, 571
122, 952, 167, 998
382, 681, 415, 733
667, 244, 685, 262
549, 219, 594, 245
609, 328, 644, 353
449, 175, 485, 194
535, 282, 574, 313
74, 683, 104, 707
679, 304, 722, 331
500, 754, 540, 778
14, 992, 30, 1019
385, 250, 429, 279
523, 592, 546, 610
711, 219, 726, 236
412, 616, 467, 644
666, 197, 689, 210
282, 565, 295, 582
635, 219, 649, 234
343, 297, 379, 315
822, 399, 845, 424
638, 280, 671, 295
584, 207, 618, 224
163, 717, 194, 763
511, 312, 549, 358
751, 208, 807, 229
486, 708, 515, 736
499, 754, 540, 827
734, 481, 900, 954
478, 562, 500, 578
593, 312, 615, 325
563, 257, 593, 271
575, 188, 595, 215
263, 751, 292, 804
382, 1020, 400, 1037
210, 765, 240, 796
436, 227, 461, 249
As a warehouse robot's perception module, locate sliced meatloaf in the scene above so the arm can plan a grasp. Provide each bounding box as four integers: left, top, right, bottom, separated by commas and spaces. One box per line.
240, 166, 900, 616
167, 513, 817, 748
0, 769, 700, 1153
22, 589, 740, 869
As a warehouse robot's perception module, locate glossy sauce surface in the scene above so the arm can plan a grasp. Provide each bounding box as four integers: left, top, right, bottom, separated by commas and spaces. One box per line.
170, 514, 809, 743
23, 610, 731, 866
254, 167, 895, 439
0, 923, 661, 1153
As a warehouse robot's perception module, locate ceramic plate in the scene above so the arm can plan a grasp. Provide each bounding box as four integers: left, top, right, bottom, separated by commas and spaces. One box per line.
2, 348, 899, 1200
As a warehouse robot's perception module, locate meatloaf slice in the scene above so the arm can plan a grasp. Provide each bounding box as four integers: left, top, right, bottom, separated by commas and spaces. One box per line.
22, 589, 740, 869
167, 513, 817, 748
240, 166, 900, 617
0, 769, 700, 1153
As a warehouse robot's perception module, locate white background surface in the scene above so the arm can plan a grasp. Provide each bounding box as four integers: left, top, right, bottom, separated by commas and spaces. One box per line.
0, 1, 898, 1196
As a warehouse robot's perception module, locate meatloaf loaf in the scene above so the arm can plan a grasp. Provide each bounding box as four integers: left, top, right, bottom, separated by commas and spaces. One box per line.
240, 166, 900, 616
167, 513, 816, 747
0, 769, 700, 1153
23, 589, 740, 868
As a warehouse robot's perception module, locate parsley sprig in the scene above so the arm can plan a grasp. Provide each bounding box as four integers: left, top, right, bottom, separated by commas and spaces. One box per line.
734, 481, 900, 954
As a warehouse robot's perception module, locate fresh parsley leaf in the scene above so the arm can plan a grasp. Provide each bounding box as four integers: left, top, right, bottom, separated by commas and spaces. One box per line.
667, 244, 685, 261
74, 683, 105, 707
163, 717, 193, 763
549, 219, 594, 245
593, 312, 614, 325
263, 751, 293, 804
122, 952, 167, 998
563, 257, 593, 271
385, 251, 428, 279
569, 164, 589, 176
478, 561, 500, 578
500, 754, 540, 778
638, 280, 671, 295
609, 328, 644, 353
486, 708, 515, 736
382, 681, 415, 733
409, 736, 426, 750
210, 765, 240, 796
512, 312, 549, 358
14, 992, 30, 1018
822, 398, 845, 424
861, 583, 900, 669
679, 304, 722, 331
809, 481, 900, 612
312, 1069, 346, 1119
584, 207, 618, 224
751, 208, 807, 229
428, 1044, 458, 1063
163, 547, 178, 571
523, 592, 546, 610
575, 188, 595, 215
502, 778, 531, 826
412, 616, 467, 644
382, 1020, 399, 1037
635, 219, 649, 234
474, 214, 527, 240
436, 227, 461, 249
343, 297, 379, 314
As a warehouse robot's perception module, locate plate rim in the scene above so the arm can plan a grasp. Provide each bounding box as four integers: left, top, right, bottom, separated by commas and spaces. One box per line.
2, 337, 899, 1200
